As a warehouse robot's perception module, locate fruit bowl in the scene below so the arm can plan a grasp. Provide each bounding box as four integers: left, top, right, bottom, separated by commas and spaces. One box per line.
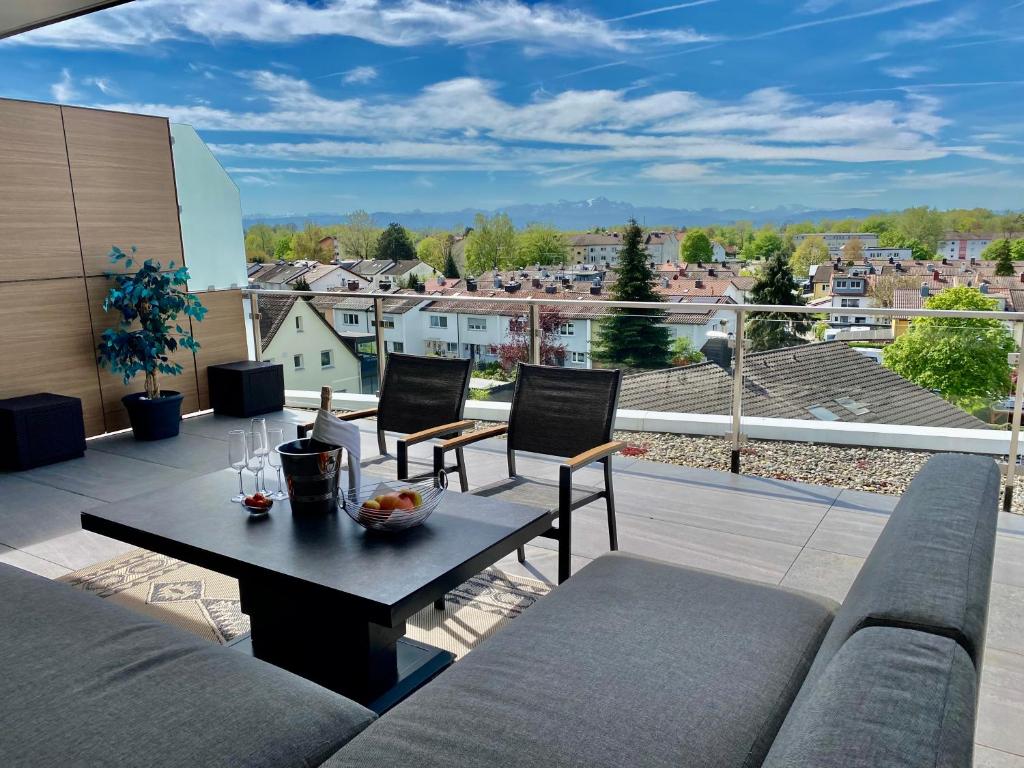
243, 493, 273, 516
341, 473, 447, 532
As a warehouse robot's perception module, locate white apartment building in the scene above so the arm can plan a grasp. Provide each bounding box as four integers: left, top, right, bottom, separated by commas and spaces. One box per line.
570, 234, 624, 266
937, 232, 1022, 261
792, 232, 880, 255
864, 246, 913, 261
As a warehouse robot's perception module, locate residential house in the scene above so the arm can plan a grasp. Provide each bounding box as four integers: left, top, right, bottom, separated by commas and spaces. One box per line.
570, 233, 624, 266
248, 260, 367, 292
829, 270, 876, 327
938, 232, 1024, 261
319, 235, 340, 260
346, 258, 439, 289
258, 295, 366, 394
793, 232, 880, 255
891, 279, 1010, 337
643, 231, 683, 264
864, 246, 912, 261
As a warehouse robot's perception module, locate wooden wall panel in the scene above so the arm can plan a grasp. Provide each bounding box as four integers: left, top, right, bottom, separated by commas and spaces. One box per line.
0, 278, 105, 435
190, 289, 248, 410
62, 107, 184, 277
0, 99, 84, 282
86, 276, 200, 431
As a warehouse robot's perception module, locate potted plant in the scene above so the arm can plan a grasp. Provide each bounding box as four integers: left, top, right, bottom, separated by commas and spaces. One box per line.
97, 246, 207, 440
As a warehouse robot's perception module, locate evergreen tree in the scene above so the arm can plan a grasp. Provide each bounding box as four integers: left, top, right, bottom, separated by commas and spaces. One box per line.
745, 252, 811, 351
443, 251, 460, 279
376, 222, 416, 263
984, 239, 1015, 276
593, 219, 670, 368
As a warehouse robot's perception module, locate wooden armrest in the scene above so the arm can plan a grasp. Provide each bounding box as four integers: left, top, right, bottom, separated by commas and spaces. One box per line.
401, 419, 476, 446
438, 424, 508, 452
562, 441, 625, 472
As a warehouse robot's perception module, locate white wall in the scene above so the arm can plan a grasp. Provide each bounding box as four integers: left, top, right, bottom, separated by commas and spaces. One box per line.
264, 300, 363, 393
170, 124, 247, 291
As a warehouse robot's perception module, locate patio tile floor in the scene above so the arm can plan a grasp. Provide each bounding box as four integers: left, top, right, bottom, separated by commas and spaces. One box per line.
1, 408, 1021, 760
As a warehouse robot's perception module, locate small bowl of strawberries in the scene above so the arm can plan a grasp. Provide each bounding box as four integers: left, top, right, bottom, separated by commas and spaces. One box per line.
342, 473, 446, 532
243, 492, 273, 517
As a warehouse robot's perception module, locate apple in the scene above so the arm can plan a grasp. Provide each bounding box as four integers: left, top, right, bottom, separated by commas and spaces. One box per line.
377, 494, 404, 512
397, 489, 422, 507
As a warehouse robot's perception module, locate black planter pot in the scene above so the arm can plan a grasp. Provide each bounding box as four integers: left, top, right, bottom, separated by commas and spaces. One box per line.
121, 391, 184, 441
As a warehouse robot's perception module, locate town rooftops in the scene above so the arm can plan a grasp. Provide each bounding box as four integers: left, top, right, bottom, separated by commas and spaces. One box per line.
257, 295, 367, 354
346, 259, 428, 278
569, 233, 623, 247
619, 341, 985, 429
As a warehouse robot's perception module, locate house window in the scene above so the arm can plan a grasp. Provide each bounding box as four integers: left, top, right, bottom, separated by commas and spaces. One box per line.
559, 322, 576, 336
341, 313, 360, 326
840, 298, 859, 308
835, 280, 846, 288
373, 316, 396, 329
446, 342, 458, 353
468, 317, 487, 331
293, 354, 304, 370
295, 316, 304, 332
320, 350, 333, 369
430, 316, 448, 329
390, 342, 404, 353
571, 351, 586, 364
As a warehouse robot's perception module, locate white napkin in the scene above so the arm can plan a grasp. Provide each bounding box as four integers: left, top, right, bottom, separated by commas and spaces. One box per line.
310, 409, 361, 493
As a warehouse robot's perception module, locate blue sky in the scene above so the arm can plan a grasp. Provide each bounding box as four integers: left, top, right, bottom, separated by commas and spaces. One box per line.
2, 0, 1022, 216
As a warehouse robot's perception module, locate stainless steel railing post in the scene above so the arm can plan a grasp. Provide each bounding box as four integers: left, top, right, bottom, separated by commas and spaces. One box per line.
1005, 321, 1024, 511
730, 308, 745, 474
249, 292, 263, 362
529, 301, 541, 365
373, 297, 386, 390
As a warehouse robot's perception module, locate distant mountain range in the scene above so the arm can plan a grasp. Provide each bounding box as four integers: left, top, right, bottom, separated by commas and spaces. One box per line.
243, 197, 885, 231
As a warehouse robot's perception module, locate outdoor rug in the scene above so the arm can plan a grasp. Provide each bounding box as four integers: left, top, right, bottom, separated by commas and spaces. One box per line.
59, 548, 551, 659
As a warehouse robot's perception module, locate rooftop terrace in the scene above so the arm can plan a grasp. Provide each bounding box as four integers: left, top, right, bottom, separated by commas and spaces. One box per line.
1, 408, 1023, 765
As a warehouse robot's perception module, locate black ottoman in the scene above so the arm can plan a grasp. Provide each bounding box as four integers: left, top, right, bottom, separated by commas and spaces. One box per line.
0, 393, 86, 471
208, 361, 285, 417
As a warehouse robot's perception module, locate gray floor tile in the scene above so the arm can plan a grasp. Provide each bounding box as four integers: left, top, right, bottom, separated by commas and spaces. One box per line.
988, 582, 1024, 656
17, 450, 194, 503
530, 505, 802, 584
978, 649, 1024, 757
177, 409, 311, 441
0, 475, 106, 549
20, 529, 136, 571
88, 430, 234, 473
494, 545, 592, 584
828, 487, 900, 514
975, 746, 1024, 767
805, 506, 888, 558
0, 544, 71, 579
995, 533, 1024, 588
779, 547, 865, 603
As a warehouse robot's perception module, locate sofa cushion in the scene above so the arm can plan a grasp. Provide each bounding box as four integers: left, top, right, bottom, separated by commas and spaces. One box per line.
804, 453, 999, 693
325, 552, 836, 768
763, 627, 976, 768
0, 563, 376, 768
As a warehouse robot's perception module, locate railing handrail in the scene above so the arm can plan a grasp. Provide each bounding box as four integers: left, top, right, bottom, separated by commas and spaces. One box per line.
240, 287, 1024, 322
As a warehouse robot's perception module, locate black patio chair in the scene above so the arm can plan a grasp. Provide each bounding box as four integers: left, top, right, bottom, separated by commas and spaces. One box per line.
433, 364, 623, 584
298, 353, 474, 491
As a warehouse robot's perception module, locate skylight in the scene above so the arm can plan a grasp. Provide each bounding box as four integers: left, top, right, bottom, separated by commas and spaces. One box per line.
808, 406, 840, 422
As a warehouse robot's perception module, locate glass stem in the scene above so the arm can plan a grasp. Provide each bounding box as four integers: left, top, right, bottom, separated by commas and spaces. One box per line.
237, 469, 244, 495
277, 467, 284, 492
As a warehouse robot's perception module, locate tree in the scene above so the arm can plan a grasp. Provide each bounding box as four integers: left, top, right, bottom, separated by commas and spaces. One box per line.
751, 230, 787, 260
790, 235, 830, 277
843, 237, 864, 262
443, 250, 460, 279
495, 311, 567, 371
862, 214, 894, 235
867, 273, 922, 308
292, 222, 327, 262
465, 212, 516, 275
339, 210, 378, 260
592, 219, 671, 368
292, 277, 312, 294
679, 230, 714, 263
745, 252, 811, 351
245, 224, 276, 262
376, 222, 415, 263
879, 231, 933, 261
882, 286, 1014, 410
1013, 240, 1024, 262
273, 235, 293, 261
515, 224, 568, 267
670, 337, 703, 365
416, 236, 445, 272
982, 239, 1015, 276
895, 206, 943, 252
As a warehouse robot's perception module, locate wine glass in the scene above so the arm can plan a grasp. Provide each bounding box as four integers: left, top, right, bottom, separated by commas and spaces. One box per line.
228, 430, 247, 503
245, 430, 266, 495
251, 418, 270, 494
267, 427, 286, 501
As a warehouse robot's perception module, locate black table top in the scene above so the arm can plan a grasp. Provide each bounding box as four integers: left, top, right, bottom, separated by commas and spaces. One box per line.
82, 470, 551, 626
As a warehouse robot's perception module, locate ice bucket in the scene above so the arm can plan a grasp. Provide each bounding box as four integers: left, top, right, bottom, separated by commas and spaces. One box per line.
277, 438, 344, 515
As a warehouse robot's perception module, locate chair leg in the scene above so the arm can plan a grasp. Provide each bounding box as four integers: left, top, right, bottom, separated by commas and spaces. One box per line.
433, 597, 445, 611
455, 446, 469, 492
558, 465, 572, 584
604, 457, 618, 551
377, 429, 387, 456
517, 545, 526, 563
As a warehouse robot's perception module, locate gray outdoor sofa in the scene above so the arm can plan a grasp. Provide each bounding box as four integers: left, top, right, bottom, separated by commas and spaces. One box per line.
0, 452, 999, 767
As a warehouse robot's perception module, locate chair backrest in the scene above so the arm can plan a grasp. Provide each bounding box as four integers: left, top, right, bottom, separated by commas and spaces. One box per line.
507, 364, 622, 459
375, 354, 473, 435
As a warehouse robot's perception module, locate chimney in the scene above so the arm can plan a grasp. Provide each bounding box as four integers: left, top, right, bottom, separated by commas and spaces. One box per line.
562, 278, 571, 287
700, 337, 732, 370
504, 281, 520, 293
980, 282, 989, 294
888, 256, 895, 265
895, 262, 903, 272
493, 275, 503, 289
414, 282, 426, 294
532, 277, 542, 288
708, 267, 716, 277
661, 277, 670, 288
466, 278, 478, 292
590, 282, 602, 295
920, 283, 929, 297
544, 284, 557, 294
970, 256, 977, 265
1019, 272, 1024, 284
695, 279, 704, 289
696, 261, 703, 269
932, 270, 941, 282
437, 275, 446, 286
942, 258, 949, 265
347, 280, 360, 291
379, 281, 392, 291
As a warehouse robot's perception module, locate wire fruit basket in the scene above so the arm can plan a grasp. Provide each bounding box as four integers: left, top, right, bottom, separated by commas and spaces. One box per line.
341, 472, 448, 532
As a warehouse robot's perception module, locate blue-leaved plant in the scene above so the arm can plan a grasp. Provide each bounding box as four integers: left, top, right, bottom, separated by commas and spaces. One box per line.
97, 246, 207, 400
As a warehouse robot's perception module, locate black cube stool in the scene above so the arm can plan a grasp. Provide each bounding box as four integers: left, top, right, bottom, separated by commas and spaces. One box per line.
208, 361, 285, 418
0, 393, 86, 471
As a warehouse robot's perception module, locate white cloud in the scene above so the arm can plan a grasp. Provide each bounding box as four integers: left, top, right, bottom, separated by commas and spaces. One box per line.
881, 64, 934, 79
882, 9, 973, 43
343, 66, 378, 84
9, 0, 709, 54
50, 69, 77, 102
84, 76, 116, 94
